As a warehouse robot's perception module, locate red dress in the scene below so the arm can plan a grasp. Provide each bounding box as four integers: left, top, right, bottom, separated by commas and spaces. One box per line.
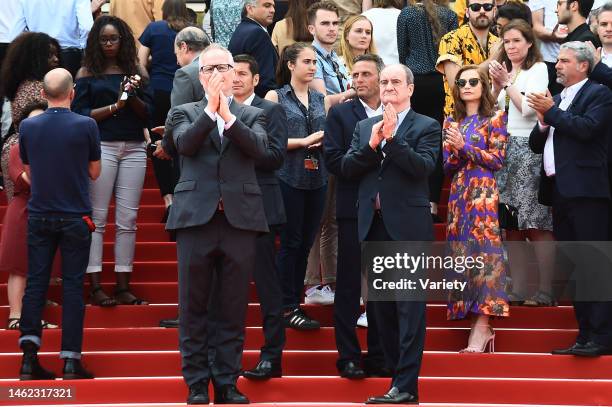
0, 144, 60, 277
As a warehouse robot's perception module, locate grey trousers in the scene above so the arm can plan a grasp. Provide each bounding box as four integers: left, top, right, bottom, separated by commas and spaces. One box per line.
87, 141, 147, 273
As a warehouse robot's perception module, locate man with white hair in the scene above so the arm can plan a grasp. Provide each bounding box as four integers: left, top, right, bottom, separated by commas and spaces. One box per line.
164, 43, 269, 404
528, 41, 612, 357
342, 64, 440, 404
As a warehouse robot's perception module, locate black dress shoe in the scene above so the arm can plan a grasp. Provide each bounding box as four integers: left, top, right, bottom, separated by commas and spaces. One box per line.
339, 361, 366, 379
243, 360, 282, 380
20, 353, 56, 380
214, 384, 249, 404
571, 341, 612, 357
63, 358, 94, 379
551, 342, 588, 355
366, 387, 418, 404
187, 381, 209, 404
159, 317, 179, 328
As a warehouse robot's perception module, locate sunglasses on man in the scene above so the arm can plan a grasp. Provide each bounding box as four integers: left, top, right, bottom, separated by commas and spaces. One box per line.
468, 3, 495, 12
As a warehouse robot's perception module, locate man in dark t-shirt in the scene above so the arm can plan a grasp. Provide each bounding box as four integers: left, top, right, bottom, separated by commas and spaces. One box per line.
558, 0, 601, 46
18, 68, 101, 381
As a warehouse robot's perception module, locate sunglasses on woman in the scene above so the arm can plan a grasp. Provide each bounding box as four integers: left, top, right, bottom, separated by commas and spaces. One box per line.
456, 78, 481, 88
468, 3, 495, 12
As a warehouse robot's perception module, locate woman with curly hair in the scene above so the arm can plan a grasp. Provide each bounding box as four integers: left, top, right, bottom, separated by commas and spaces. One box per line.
0, 32, 60, 201
443, 65, 509, 353
72, 15, 153, 307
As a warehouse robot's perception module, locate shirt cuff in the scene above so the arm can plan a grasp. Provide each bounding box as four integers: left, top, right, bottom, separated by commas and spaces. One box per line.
538, 121, 549, 132
224, 115, 236, 129
204, 107, 217, 121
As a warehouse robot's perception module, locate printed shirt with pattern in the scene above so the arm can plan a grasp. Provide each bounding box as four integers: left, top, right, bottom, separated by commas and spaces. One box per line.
436, 24, 498, 117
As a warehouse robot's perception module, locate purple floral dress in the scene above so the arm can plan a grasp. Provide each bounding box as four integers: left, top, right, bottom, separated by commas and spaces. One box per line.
443, 110, 510, 320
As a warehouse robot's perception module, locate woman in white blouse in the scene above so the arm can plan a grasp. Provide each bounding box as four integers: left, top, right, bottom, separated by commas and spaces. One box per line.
489, 19, 556, 307
361, 0, 403, 65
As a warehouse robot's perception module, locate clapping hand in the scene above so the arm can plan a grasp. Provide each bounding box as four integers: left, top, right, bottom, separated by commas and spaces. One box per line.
526, 90, 554, 125
381, 103, 397, 140
206, 71, 223, 114
489, 60, 510, 90
444, 123, 465, 152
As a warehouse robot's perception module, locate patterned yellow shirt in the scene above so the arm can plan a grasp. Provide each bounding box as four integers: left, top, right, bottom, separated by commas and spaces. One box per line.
436, 24, 499, 117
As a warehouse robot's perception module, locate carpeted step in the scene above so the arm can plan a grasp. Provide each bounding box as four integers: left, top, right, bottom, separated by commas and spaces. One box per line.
1, 377, 611, 405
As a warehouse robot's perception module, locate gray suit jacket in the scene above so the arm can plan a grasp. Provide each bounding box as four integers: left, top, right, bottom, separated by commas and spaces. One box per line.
164, 99, 270, 233
170, 56, 203, 108
163, 57, 203, 156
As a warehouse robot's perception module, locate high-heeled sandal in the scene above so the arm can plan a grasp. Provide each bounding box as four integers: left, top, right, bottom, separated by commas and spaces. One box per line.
460, 325, 495, 353
7, 318, 58, 329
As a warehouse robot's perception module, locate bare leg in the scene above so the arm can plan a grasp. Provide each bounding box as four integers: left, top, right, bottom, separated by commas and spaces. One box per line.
505, 229, 530, 300
7, 274, 26, 319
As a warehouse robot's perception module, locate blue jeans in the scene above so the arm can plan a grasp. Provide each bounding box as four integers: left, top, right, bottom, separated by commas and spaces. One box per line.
19, 215, 91, 359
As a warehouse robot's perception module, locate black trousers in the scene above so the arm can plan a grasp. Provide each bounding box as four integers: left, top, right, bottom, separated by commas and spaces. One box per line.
151, 90, 179, 197
412, 73, 444, 204
176, 212, 257, 387
60, 48, 83, 79
366, 215, 426, 396
253, 224, 286, 362
552, 184, 612, 348
334, 218, 384, 370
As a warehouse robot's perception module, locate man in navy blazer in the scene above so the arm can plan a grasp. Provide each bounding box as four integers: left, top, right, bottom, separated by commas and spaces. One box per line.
231, 54, 289, 380
528, 41, 612, 357
323, 54, 386, 379
228, 0, 278, 98
342, 64, 440, 404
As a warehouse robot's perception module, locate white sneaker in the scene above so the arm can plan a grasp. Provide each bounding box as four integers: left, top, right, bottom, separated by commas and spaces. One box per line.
357, 312, 368, 328
305, 285, 335, 305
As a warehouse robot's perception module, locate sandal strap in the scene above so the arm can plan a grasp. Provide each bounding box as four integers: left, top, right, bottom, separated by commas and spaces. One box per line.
7, 318, 20, 329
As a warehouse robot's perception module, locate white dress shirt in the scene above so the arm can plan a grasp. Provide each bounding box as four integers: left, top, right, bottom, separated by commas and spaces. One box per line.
0, 0, 20, 43
360, 99, 383, 118
541, 78, 588, 176
602, 48, 612, 68
242, 93, 257, 106
11, 0, 93, 49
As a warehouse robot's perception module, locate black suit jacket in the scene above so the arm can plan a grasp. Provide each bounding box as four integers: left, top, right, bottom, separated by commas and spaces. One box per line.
164, 99, 269, 233
228, 18, 278, 98
323, 98, 367, 220
341, 109, 440, 241
529, 79, 612, 205
251, 95, 288, 226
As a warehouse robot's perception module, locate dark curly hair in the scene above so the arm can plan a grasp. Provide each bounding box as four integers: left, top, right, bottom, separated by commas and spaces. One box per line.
17, 100, 49, 125
0, 32, 60, 101
83, 15, 137, 77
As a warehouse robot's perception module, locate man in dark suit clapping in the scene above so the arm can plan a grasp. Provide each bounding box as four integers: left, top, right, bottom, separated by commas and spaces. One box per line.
342, 64, 440, 404
230, 54, 289, 380
323, 54, 386, 379
228, 0, 278, 98
528, 41, 612, 357
165, 44, 269, 405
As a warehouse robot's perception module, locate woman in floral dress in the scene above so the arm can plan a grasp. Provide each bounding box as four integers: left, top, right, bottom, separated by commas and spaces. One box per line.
443, 65, 509, 353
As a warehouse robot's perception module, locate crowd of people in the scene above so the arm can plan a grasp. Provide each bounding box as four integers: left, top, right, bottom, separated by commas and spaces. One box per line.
0, 0, 612, 405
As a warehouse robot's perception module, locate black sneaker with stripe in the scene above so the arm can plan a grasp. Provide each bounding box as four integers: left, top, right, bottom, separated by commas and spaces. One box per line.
283, 307, 320, 330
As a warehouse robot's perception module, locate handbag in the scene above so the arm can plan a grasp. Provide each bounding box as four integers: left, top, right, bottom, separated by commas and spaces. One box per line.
498, 202, 519, 230
486, 113, 519, 231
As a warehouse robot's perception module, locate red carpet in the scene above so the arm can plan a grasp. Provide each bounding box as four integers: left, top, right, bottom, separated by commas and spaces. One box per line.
1, 166, 611, 406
